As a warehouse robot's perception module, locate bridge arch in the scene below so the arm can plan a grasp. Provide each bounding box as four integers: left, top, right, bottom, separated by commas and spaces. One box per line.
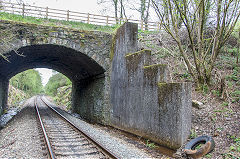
0, 43, 110, 123
0, 44, 105, 81
0, 20, 113, 123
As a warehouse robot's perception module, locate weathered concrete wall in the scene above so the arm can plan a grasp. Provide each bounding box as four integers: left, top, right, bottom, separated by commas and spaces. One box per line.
110, 22, 138, 124
0, 77, 8, 115
110, 23, 192, 149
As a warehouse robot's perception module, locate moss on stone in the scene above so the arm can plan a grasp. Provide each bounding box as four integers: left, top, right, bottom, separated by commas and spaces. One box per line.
157, 83, 182, 104
143, 64, 167, 69
0, 20, 111, 36
158, 82, 182, 88
125, 49, 151, 74
125, 52, 143, 74
157, 83, 170, 114
125, 49, 151, 58
143, 64, 168, 84
143, 64, 165, 83
157, 82, 183, 113
110, 24, 124, 61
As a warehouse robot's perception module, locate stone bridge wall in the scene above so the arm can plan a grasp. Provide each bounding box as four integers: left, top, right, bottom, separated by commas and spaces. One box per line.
0, 20, 112, 75
0, 20, 113, 124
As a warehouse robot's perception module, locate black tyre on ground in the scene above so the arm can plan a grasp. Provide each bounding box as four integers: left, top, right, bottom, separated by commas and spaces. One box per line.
184, 135, 215, 158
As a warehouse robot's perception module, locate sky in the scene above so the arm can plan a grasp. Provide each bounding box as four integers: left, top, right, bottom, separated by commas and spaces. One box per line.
35, 68, 53, 86
9, 0, 148, 20
22, 0, 102, 14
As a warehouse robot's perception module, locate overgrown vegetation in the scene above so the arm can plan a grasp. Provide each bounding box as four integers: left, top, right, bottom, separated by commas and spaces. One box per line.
0, 12, 118, 33
10, 69, 43, 95
222, 136, 240, 158
8, 85, 28, 106
140, 30, 240, 104
1, 1, 239, 157
152, 0, 240, 87
145, 139, 158, 148
139, 28, 240, 157
45, 73, 72, 110
8, 69, 43, 106
54, 85, 72, 110
45, 73, 71, 96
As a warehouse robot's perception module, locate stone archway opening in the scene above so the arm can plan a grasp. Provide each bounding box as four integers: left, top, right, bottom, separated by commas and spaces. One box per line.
8, 68, 73, 110
0, 44, 106, 123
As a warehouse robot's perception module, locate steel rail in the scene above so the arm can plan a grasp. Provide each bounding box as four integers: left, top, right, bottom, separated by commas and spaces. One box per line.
40, 96, 119, 159
34, 97, 55, 159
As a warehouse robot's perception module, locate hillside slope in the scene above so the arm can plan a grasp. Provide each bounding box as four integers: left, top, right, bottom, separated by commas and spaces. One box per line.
139, 31, 240, 158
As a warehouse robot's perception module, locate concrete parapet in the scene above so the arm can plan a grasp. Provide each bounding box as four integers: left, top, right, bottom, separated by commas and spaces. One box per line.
156, 82, 192, 148
143, 64, 168, 83
110, 22, 192, 149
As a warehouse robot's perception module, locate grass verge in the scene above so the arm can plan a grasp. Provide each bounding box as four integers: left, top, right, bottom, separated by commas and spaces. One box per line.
0, 12, 118, 33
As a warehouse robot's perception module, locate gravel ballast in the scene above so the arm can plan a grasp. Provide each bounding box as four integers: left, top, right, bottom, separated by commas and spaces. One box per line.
43, 96, 156, 158
0, 97, 46, 158
0, 96, 170, 158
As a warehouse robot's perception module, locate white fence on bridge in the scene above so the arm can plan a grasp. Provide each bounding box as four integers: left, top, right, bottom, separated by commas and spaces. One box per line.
0, 1, 161, 31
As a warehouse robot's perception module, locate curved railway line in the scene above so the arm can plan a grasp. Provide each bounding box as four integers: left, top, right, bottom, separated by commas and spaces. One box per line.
34, 96, 119, 159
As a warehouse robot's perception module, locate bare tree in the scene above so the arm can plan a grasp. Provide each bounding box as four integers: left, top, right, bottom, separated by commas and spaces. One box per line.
152, 0, 240, 86
113, 0, 119, 23
119, 0, 127, 21
0, 0, 3, 10
237, 44, 239, 64
135, 0, 151, 30
98, 0, 127, 24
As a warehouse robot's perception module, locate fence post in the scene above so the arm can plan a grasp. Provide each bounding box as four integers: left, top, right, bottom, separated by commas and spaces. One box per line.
11, 3, 14, 14
67, 10, 70, 21
0, 0, 3, 10
87, 13, 90, 24
22, 3, 25, 17
141, 20, 143, 31
158, 22, 162, 31
106, 16, 109, 25
46, 7, 48, 19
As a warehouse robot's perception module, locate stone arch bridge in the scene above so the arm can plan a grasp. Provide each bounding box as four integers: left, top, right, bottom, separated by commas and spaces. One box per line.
0, 20, 191, 149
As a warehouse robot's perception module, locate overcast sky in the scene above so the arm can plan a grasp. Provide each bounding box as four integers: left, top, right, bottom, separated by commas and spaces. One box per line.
22, 0, 102, 14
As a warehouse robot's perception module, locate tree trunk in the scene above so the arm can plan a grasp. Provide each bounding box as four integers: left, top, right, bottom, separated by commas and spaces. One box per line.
113, 0, 118, 24
237, 43, 239, 64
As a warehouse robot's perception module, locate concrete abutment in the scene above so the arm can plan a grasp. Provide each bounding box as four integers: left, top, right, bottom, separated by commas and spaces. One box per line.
109, 23, 192, 149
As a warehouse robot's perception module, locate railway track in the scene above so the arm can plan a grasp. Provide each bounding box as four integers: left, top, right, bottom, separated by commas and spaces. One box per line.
34, 96, 118, 159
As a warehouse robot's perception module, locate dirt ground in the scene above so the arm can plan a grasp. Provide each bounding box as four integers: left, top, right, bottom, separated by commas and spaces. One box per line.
186, 91, 240, 158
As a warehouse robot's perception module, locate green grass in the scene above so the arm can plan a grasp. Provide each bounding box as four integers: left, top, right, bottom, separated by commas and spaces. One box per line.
0, 12, 119, 33
145, 139, 158, 148
190, 129, 197, 139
